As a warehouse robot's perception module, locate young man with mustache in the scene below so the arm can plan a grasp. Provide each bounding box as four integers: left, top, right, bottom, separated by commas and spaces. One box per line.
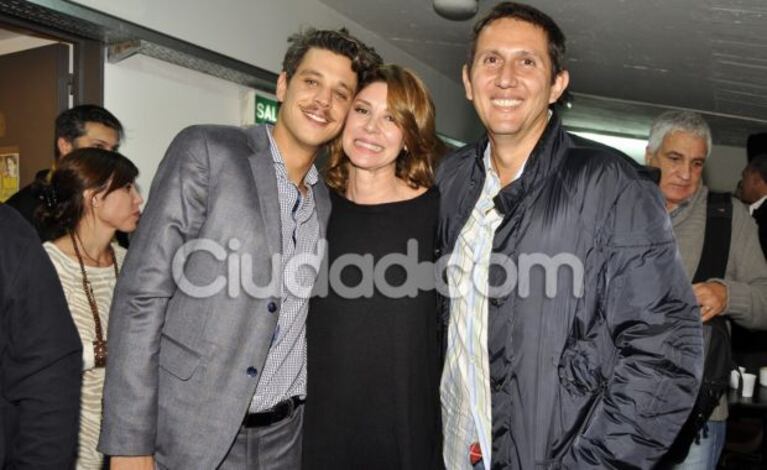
98, 29, 381, 469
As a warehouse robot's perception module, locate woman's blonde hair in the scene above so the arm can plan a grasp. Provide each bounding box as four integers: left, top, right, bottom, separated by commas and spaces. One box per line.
325, 64, 445, 192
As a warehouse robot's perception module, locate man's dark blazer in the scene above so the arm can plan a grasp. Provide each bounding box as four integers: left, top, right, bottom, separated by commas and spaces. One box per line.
0, 204, 82, 470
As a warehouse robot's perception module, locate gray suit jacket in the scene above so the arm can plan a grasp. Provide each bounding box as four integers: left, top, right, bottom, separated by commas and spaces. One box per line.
98, 125, 330, 469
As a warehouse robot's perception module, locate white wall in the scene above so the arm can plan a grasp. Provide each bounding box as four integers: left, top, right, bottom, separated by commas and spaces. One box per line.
104, 54, 251, 196
571, 131, 746, 193
72, 0, 479, 197
705, 144, 747, 193
72, 0, 475, 136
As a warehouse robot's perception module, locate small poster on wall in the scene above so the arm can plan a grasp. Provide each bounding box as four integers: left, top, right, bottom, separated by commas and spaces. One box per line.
0, 151, 20, 202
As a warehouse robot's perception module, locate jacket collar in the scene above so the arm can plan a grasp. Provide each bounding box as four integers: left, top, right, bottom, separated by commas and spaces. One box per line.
486, 110, 569, 215
244, 125, 282, 256
243, 125, 331, 242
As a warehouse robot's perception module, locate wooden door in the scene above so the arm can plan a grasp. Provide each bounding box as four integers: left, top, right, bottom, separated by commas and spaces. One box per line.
0, 43, 69, 195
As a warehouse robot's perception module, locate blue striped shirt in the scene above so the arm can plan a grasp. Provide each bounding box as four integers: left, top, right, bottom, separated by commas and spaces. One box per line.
441, 143, 527, 469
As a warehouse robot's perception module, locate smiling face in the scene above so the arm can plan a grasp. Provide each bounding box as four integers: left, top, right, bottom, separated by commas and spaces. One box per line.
646, 130, 708, 210
342, 81, 405, 175
273, 47, 357, 158
463, 17, 568, 148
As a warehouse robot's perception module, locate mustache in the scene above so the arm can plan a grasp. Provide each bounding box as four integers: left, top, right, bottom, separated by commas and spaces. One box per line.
300, 104, 334, 123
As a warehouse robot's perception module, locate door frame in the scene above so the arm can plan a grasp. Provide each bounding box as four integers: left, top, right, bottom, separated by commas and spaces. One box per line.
0, 14, 103, 106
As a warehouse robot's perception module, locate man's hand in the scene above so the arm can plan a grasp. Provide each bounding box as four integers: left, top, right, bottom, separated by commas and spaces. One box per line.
692, 281, 728, 322
110, 455, 155, 470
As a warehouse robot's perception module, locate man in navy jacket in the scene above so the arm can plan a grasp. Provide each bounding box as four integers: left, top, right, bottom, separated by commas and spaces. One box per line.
437, 3, 702, 468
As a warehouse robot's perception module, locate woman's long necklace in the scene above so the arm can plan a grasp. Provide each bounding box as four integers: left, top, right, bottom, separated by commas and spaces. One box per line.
70, 232, 118, 368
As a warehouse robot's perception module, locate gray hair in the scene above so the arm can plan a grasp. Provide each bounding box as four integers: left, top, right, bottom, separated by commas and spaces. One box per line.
647, 110, 712, 158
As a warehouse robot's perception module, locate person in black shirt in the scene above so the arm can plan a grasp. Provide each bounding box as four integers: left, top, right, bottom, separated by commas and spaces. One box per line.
732, 142, 767, 389
5, 105, 123, 243
740, 153, 767, 257
303, 64, 445, 469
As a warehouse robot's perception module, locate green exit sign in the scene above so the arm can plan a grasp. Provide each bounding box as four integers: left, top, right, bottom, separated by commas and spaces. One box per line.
255, 95, 279, 124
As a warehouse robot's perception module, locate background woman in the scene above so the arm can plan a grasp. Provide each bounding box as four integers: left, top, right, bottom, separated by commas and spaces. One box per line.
37, 147, 141, 469
303, 64, 445, 469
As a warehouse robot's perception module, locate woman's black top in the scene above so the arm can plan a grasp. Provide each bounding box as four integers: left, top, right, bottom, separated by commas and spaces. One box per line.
303, 188, 443, 469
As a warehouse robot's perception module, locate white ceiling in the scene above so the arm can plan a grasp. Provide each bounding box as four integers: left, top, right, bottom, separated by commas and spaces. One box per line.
317, 0, 767, 146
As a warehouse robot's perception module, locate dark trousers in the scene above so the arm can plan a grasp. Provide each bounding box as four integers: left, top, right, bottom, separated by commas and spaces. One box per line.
218, 406, 304, 469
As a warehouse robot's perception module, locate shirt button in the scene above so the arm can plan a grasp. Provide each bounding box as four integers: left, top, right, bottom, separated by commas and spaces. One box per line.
246, 367, 258, 378
267, 302, 278, 313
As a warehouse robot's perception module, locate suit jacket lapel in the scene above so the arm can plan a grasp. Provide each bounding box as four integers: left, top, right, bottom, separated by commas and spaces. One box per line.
244, 125, 333, 251
245, 125, 281, 257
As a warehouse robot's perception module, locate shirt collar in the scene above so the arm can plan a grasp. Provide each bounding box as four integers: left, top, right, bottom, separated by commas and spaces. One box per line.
483, 143, 497, 180
483, 141, 528, 183
751, 194, 767, 215
265, 125, 319, 186
481, 111, 549, 182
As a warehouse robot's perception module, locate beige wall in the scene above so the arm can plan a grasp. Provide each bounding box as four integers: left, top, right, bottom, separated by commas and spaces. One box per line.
0, 35, 56, 56
573, 131, 747, 194
704, 144, 748, 193
71, 0, 479, 141
104, 55, 250, 197
70, 0, 480, 200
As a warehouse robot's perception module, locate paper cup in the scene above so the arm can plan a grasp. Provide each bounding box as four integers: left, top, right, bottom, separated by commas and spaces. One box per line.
730, 369, 741, 389
742, 373, 757, 398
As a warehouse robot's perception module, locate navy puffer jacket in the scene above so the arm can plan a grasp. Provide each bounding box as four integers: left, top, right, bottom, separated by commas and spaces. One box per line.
436, 113, 703, 469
